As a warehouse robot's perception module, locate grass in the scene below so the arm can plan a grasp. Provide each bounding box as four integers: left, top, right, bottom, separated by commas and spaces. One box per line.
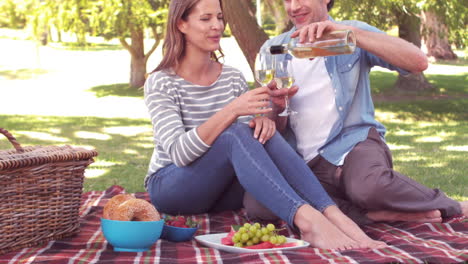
369, 71, 468, 96
0, 115, 153, 193
0, 98, 467, 198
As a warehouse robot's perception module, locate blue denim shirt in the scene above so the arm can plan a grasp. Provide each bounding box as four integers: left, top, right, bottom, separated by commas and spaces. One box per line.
261, 18, 409, 166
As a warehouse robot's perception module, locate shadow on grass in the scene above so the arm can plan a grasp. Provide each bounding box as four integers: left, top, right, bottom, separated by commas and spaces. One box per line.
370, 71, 468, 96
1, 106, 467, 198
88, 83, 143, 98
0, 114, 152, 193
0, 68, 49, 80
375, 98, 468, 121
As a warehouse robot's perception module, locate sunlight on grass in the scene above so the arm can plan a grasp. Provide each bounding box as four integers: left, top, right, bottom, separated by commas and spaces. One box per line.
443, 145, 468, 152
387, 143, 412, 150
135, 142, 154, 149
103, 126, 151, 136
451, 194, 468, 201
415, 136, 443, 143
94, 160, 123, 167
393, 130, 417, 136
85, 168, 108, 179
15, 131, 69, 142
75, 131, 111, 140
426, 162, 446, 168
394, 154, 427, 162
123, 149, 139, 155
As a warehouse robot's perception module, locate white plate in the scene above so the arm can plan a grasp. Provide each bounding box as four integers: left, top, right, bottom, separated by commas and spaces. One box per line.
194, 233, 309, 253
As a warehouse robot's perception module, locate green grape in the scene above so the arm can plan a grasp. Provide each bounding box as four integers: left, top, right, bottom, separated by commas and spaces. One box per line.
246, 241, 254, 246
269, 236, 278, 244
252, 237, 260, 244
266, 223, 275, 231
255, 230, 263, 238
232, 236, 238, 243
234, 233, 241, 241
277, 235, 286, 244
261, 234, 270, 242
234, 242, 243, 247
261, 227, 269, 235
243, 223, 251, 229
249, 225, 257, 233
238, 227, 246, 233
249, 231, 255, 238
254, 223, 261, 229
241, 233, 249, 242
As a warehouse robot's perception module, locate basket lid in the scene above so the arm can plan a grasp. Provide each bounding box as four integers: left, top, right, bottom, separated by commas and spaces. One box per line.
0, 128, 98, 170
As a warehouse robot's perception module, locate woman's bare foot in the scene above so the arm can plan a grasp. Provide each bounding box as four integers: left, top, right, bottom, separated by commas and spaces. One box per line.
294, 204, 360, 251
460, 201, 468, 217
366, 209, 442, 223
323, 206, 387, 249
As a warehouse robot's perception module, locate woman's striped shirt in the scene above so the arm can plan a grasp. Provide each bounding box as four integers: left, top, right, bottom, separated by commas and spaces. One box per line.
143, 64, 251, 188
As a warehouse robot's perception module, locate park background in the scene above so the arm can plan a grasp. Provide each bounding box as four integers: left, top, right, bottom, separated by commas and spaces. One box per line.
0, 0, 466, 202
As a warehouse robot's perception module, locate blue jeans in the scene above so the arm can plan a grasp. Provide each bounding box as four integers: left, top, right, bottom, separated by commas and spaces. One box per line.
147, 123, 334, 227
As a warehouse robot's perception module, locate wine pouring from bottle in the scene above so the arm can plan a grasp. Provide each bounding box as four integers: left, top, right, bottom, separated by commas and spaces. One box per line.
269, 30, 356, 58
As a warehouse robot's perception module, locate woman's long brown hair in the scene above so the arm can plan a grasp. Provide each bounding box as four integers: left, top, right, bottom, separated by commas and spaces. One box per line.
152, 0, 224, 73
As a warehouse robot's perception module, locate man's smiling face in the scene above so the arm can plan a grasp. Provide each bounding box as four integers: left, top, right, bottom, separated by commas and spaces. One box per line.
284, 0, 330, 29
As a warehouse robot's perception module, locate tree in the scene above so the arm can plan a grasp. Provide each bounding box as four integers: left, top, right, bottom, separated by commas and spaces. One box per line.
221, 0, 269, 74
419, 0, 467, 60
30, 0, 168, 88
95, 0, 168, 88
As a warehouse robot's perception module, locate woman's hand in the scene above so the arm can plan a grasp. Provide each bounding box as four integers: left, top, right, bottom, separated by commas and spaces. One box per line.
229, 87, 272, 117
249, 116, 276, 144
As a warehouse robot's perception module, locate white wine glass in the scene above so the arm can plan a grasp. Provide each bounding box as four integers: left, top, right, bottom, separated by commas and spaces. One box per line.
275, 56, 296, 116
254, 51, 275, 86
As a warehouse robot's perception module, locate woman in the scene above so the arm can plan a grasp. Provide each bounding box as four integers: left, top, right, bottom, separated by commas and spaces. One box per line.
144, 0, 385, 250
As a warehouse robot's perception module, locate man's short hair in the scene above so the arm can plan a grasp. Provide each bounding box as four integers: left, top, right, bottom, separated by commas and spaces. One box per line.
327, 0, 335, 10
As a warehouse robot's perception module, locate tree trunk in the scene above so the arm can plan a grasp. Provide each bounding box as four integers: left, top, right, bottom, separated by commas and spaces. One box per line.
421, 10, 457, 61
121, 26, 161, 88
221, 0, 269, 74
394, 9, 433, 92
120, 26, 146, 88
264, 0, 291, 34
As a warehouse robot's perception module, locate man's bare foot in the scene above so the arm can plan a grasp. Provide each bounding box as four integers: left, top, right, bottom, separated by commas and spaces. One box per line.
366, 209, 442, 223
323, 206, 387, 249
295, 205, 359, 251
460, 201, 468, 217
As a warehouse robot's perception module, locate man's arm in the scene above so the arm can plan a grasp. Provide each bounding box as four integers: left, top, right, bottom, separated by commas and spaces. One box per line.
352, 27, 428, 73
291, 20, 428, 73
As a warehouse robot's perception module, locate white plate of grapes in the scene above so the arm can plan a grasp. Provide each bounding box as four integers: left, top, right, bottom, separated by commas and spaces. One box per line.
194, 223, 309, 253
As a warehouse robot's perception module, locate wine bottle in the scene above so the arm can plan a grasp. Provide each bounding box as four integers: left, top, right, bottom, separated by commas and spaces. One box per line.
269, 30, 356, 58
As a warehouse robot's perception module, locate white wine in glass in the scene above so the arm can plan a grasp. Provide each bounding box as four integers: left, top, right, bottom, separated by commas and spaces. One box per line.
254, 52, 275, 86
255, 69, 275, 86
275, 76, 294, 89
275, 57, 296, 116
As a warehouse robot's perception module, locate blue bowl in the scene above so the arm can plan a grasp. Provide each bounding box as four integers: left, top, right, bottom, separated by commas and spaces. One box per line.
101, 218, 164, 252
161, 225, 198, 242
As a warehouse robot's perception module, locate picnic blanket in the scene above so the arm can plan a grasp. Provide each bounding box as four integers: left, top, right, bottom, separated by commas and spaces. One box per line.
1, 185, 467, 264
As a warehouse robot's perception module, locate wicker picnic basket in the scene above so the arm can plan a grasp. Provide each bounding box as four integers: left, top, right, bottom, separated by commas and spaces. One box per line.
0, 128, 98, 255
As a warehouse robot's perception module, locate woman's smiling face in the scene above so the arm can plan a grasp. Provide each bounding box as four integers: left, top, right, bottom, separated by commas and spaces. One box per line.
178, 0, 224, 53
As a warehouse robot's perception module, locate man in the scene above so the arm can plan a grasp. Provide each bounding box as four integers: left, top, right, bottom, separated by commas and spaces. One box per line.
245, 0, 467, 225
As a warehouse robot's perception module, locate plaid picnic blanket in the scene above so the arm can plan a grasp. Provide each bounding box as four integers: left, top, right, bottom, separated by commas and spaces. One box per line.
1, 185, 467, 264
